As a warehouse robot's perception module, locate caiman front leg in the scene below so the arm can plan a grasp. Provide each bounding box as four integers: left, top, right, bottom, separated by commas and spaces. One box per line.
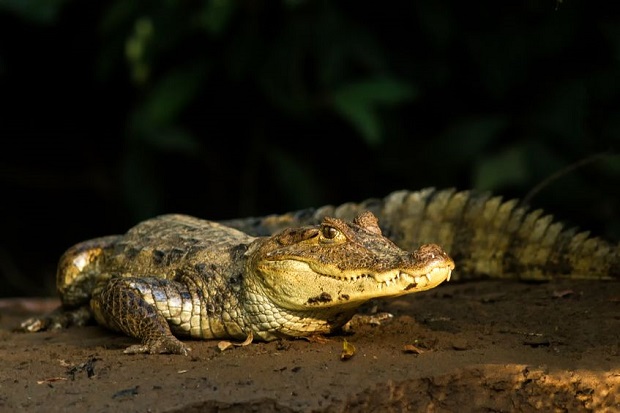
91, 277, 194, 355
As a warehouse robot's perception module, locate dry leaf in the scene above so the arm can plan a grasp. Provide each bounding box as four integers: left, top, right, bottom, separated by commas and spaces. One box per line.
552, 289, 575, 298
238, 332, 254, 346
304, 335, 329, 344
403, 344, 425, 354
217, 341, 234, 352
341, 339, 356, 360
217, 331, 254, 352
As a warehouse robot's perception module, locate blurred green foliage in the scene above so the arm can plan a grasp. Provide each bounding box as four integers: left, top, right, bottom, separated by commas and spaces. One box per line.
0, 0, 619, 296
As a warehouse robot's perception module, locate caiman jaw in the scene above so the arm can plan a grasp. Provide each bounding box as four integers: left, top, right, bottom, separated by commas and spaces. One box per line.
375, 265, 453, 291
315, 242, 455, 294
254, 242, 455, 310
318, 265, 453, 291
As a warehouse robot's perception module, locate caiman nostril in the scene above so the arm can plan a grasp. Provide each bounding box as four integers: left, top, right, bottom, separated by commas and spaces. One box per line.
413, 244, 454, 268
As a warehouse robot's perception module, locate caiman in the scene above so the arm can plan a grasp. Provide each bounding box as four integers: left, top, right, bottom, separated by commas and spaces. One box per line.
20, 188, 619, 355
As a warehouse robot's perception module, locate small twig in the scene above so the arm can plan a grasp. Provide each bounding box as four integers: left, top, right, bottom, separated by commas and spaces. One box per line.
522, 151, 612, 206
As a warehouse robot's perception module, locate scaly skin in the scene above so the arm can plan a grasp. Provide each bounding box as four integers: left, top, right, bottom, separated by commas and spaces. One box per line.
21, 210, 454, 355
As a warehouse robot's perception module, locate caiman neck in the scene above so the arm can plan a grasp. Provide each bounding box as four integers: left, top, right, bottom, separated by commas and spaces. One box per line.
240, 277, 358, 340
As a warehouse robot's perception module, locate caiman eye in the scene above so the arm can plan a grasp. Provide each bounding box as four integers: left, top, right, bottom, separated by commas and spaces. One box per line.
320, 225, 339, 240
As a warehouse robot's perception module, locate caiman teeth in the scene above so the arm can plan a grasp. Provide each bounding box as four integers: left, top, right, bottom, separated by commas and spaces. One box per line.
327, 267, 451, 286
385, 267, 451, 289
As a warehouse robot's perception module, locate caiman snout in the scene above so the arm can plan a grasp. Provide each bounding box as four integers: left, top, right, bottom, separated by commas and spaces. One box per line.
412, 243, 455, 281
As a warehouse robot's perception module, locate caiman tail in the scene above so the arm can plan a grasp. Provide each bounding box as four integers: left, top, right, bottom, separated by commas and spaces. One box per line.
222, 188, 620, 281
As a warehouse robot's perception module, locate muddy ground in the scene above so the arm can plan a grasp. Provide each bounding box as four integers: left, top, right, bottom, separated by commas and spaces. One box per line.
0, 279, 618, 412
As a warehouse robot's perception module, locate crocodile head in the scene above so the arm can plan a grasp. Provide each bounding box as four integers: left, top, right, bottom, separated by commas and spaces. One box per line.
248, 211, 454, 311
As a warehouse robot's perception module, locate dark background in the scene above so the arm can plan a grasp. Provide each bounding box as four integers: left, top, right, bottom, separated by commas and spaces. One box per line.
1, 0, 619, 298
